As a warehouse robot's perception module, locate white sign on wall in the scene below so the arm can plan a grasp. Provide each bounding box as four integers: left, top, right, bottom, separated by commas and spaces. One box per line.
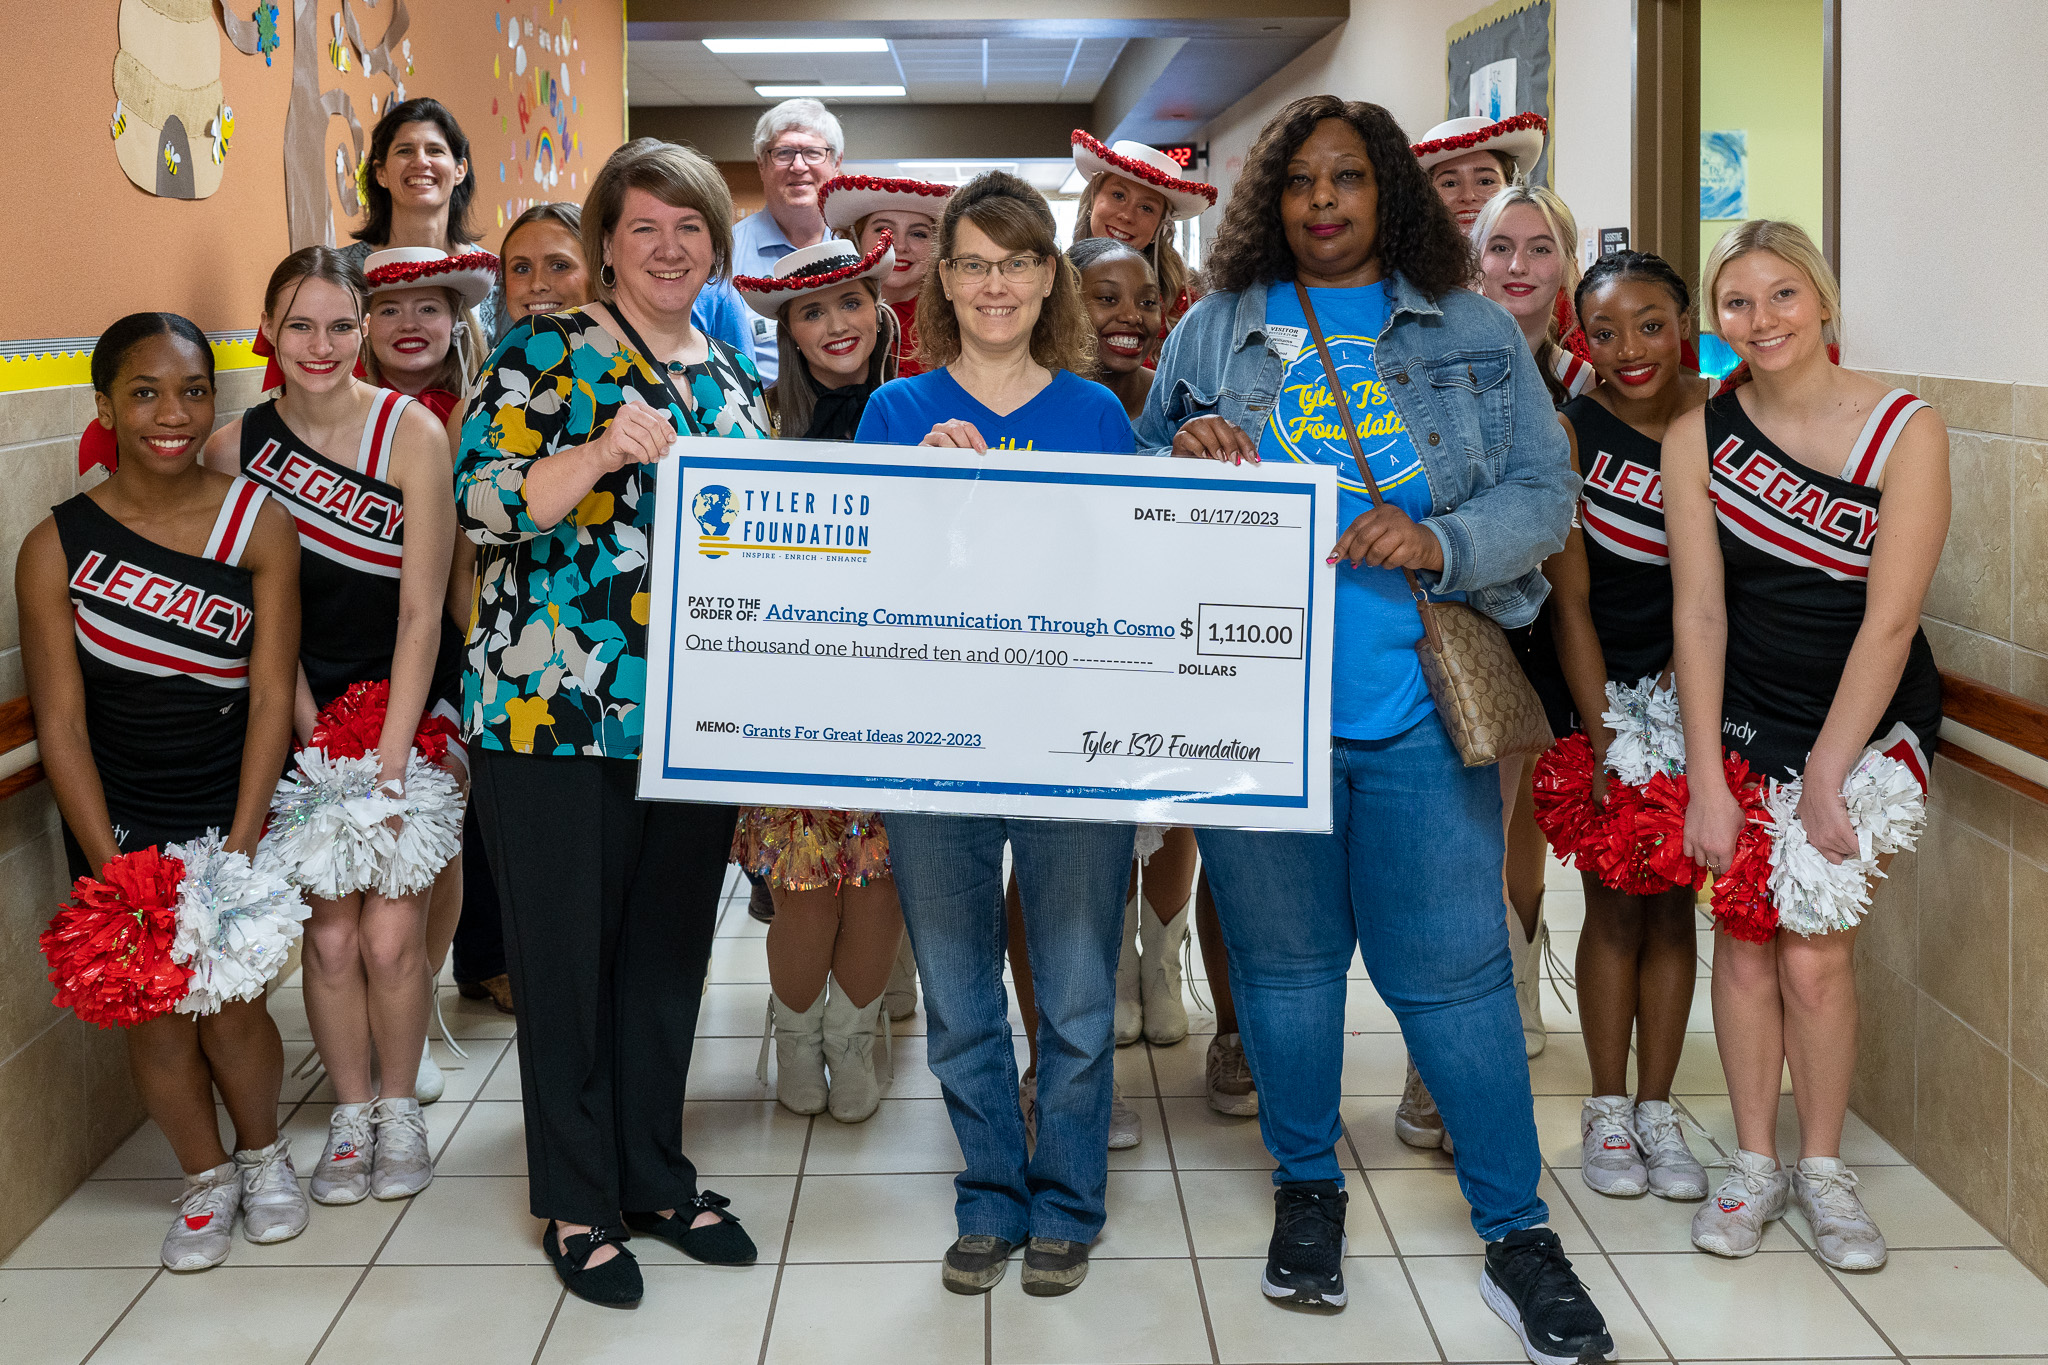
1468, 59, 1517, 121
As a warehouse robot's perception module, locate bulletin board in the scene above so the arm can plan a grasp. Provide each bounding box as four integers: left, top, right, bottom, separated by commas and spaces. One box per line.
1446, 0, 1556, 187
0, 0, 628, 388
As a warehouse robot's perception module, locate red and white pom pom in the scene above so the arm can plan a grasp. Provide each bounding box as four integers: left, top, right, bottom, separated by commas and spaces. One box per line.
260, 681, 465, 899
1704, 753, 1779, 943
1764, 750, 1926, 938
166, 832, 310, 1015
1600, 676, 1686, 787
40, 848, 193, 1029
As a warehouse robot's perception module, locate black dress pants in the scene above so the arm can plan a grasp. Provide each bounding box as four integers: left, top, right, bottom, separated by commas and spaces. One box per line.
450, 808, 507, 985
471, 748, 736, 1226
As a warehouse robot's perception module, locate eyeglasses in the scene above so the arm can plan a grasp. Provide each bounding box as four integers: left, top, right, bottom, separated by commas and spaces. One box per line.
767, 145, 833, 168
943, 253, 1046, 282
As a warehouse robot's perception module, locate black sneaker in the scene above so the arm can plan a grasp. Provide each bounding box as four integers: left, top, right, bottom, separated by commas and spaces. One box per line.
1262, 1180, 1348, 1309
1481, 1227, 1616, 1365
941, 1234, 1015, 1294
1021, 1237, 1090, 1296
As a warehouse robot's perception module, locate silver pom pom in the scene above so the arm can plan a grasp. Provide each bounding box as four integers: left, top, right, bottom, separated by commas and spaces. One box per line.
257, 750, 401, 899
167, 832, 310, 1015
374, 751, 466, 898
1600, 675, 1687, 786
1766, 751, 1927, 938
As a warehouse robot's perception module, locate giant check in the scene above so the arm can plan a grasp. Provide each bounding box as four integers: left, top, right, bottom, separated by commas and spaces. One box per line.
638, 436, 1336, 830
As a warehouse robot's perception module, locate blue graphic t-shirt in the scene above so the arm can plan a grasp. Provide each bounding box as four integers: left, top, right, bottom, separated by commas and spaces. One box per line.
1260, 283, 1446, 741
856, 367, 1137, 455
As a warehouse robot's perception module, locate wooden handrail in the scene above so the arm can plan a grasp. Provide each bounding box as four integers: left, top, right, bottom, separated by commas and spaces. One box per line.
1938, 669, 2048, 762
0, 695, 43, 802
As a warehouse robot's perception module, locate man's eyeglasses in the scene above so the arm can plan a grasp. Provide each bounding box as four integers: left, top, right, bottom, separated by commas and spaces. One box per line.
943, 253, 1047, 282
767, 145, 833, 168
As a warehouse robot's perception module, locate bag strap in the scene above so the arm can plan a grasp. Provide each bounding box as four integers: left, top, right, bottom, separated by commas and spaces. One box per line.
1292, 280, 1442, 648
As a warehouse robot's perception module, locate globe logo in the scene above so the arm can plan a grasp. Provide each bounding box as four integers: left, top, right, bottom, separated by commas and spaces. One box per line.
693, 484, 735, 558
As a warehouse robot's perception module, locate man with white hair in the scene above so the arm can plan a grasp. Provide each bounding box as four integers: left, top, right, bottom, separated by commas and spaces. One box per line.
692, 98, 845, 384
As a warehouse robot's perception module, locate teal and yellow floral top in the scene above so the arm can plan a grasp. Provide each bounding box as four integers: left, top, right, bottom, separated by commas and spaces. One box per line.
455, 307, 769, 757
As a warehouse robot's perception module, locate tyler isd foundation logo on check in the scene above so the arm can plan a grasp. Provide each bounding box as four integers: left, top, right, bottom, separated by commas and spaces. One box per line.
693, 483, 873, 562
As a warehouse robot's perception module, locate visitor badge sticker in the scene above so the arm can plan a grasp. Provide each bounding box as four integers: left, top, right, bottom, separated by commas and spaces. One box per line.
639, 438, 1337, 829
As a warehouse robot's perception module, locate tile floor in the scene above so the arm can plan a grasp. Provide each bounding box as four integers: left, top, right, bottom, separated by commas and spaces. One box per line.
7, 861, 2047, 1364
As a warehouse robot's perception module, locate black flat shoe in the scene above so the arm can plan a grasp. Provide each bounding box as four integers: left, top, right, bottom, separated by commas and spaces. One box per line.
625, 1191, 757, 1265
545, 1222, 643, 1307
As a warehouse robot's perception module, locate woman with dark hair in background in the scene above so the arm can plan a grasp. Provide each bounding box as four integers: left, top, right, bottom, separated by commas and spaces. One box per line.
18, 313, 304, 1271
855, 171, 1138, 1299
344, 98, 502, 351
1139, 95, 1614, 1361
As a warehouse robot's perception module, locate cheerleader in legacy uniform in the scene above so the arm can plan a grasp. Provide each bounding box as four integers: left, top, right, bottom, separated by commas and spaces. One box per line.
18, 313, 305, 1270
204, 246, 463, 1205
1666, 221, 1946, 1269
1542, 253, 1713, 1203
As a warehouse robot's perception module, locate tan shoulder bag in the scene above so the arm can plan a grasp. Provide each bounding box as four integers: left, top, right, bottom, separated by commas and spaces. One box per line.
1294, 281, 1553, 767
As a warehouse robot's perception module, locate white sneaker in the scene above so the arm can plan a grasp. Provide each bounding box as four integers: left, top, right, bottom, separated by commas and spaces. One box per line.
1395, 1057, 1445, 1150
1509, 905, 1548, 1058
311, 1102, 376, 1205
234, 1138, 310, 1243
1580, 1096, 1648, 1197
1793, 1158, 1888, 1270
1109, 1080, 1143, 1150
414, 1039, 445, 1105
162, 1162, 239, 1270
1633, 1101, 1709, 1201
368, 1097, 434, 1199
1691, 1150, 1788, 1258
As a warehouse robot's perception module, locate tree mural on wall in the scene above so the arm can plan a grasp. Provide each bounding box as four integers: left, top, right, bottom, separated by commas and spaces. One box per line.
218, 0, 412, 250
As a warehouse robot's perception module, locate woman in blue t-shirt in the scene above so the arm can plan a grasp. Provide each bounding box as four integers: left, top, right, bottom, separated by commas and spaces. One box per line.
854, 172, 1136, 1299
1135, 96, 1615, 1363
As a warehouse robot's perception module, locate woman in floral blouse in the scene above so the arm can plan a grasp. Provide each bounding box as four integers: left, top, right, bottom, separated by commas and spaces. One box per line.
455, 138, 768, 1310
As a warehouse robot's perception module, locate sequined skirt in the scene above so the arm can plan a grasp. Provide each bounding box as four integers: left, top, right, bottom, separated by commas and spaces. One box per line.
730, 807, 892, 891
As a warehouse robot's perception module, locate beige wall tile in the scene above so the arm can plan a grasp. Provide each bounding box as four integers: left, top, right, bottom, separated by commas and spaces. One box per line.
1931, 755, 2013, 846
0, 438, 78, 655
1914, 995, 2010, 1240
1861, 844, 1919, 982
1851, 955, 1918, 1157
1921, 617, 2013, 690
2014, 648, 2048, 710
0, 781, 59, 864
0, 1020, 91, 1257
0, 385, 93, 450
2018, 384, 2048, 442
80, 1015, 145, 1171
1920, 373, 2015, 436
2014, 857, 2048, 1081
1915, 809, 2011, 1046
1860, 369, 1917, 392
214, 368, 267, 413
2013, 442, 2048, 656
2015, 790, 2048, 870
2011, 1063, 2048, 1280
0, 824, 72, 1062
1923, 432, 2013, 640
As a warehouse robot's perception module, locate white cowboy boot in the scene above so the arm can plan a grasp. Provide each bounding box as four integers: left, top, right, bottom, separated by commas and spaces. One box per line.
1138, 904, 1190, 1046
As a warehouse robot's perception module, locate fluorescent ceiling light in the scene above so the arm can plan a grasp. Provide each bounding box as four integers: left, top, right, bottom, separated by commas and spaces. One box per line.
704, 38, 888, 54
755, 84, 905, 98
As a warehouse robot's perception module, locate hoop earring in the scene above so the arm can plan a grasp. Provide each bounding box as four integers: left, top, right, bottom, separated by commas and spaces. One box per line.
600, 263, 617, 289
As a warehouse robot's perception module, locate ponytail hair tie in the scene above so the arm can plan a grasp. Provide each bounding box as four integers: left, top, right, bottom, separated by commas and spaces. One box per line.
78, 421, 120, 476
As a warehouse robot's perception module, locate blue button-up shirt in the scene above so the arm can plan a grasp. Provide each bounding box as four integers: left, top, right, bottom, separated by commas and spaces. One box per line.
691, 207, 819, 385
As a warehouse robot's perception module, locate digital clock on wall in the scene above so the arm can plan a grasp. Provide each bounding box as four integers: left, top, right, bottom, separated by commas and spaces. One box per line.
1151, 143, 1206, 170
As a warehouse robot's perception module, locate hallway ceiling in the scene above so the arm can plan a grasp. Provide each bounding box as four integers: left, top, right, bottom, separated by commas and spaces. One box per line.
629, 37, 1129, 106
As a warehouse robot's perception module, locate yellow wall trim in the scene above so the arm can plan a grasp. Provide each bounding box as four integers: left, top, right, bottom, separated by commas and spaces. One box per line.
0, 334, 262, 394
1449, 0, 1548, 46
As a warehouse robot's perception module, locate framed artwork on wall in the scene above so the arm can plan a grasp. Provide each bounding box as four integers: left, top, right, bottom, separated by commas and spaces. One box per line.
1700, 129, 1747, 220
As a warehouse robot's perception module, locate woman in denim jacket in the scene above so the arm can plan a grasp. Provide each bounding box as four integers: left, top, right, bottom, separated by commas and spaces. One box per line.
1136, 96, 1613, 1365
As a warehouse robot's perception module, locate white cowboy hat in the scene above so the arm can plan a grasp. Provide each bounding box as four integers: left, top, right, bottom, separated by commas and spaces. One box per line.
1069, 131, 1217, 221
362, 246, 500, 310
819, 174, 954, 233
732, 234, 897, 318
1410, 112, 1548, 176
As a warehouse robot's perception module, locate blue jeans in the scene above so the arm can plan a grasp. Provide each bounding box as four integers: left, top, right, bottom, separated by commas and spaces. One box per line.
1195, 719, 1548, 1242
886, 814, 1136, 1244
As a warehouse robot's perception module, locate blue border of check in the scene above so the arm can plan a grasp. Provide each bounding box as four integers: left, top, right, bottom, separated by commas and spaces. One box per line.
660, 455, 1320, 808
